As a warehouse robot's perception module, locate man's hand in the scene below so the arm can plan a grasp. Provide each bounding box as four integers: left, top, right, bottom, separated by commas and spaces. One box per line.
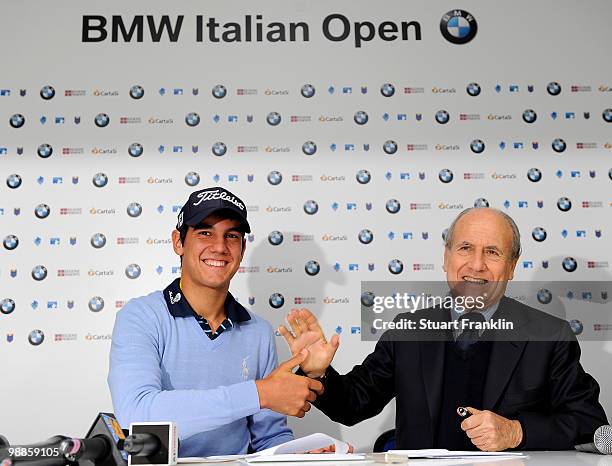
306, 444, 355, 453
460, 407, 523, 451
278, 309, 340, 378
255, 349, 324, 418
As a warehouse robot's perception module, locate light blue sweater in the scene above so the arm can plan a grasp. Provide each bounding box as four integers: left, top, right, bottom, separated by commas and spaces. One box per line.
108, 286, 293, 457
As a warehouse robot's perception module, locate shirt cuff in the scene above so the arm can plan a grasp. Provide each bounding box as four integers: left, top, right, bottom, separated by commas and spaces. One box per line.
229, 380, 261, 417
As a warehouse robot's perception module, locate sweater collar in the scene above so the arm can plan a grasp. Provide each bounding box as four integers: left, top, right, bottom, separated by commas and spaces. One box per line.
163, 277, 251, 323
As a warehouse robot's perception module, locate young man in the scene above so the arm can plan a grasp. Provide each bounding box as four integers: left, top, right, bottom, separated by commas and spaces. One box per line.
108, 187, 323, 457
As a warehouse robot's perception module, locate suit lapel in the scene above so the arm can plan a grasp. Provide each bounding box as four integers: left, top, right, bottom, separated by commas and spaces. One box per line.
420, 340, 445, 429
419, 308, 450, 432
482, 297, 529, 409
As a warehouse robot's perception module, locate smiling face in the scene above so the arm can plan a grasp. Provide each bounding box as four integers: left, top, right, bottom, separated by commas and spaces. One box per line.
172, 213, 245, 293
443, 209, 519, 309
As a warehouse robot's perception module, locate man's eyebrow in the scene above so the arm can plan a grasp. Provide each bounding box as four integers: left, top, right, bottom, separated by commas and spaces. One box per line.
456, 241, 472, 247
192, 223, 213, 230
193, 223, 244, 234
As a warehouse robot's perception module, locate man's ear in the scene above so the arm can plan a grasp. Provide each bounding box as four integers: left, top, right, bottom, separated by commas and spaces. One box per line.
240, 237, 247, 259
508, 258, 519, 281
443, 247, 449, 272
172, 229, 184, 256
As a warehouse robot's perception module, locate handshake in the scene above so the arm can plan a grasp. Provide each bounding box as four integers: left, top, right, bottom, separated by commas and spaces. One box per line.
255, 309, 340, 418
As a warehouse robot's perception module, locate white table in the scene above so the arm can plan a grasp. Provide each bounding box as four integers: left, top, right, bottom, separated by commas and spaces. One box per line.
183, 452, 611, 466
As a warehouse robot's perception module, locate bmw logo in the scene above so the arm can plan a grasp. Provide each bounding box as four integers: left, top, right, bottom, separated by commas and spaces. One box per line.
440, 10, 477, 45
385, 199, 401, 214
361, 291, 375, 308
303, 200, 319, 215
125, 263, 142, 279
603, 108, 612, 123
383, 140, 398, 155
92, 172, 108, 188
268, 231, 284, 246
356, 169, 371, 185
94, 113, 110, 128
40, 85, 56, 100
127, 202, 143, 218
185, 171, 200, 187
474, 198, 489, 208
305, 260, 320, 276
129, 85, 145, 99
185, 112, 200, 127
37, 143, 53, 158
569, 319, 583, 336
547, 82, 562, 96
31, 265, 48, 281
380, 83, 395, 97
435, 110, 450, 124
266, 112, 282, 126
438, 168, 454, 183
212, 142, 227, 157
302, 141, 317, 156
522, 109, 537, 124
300, 84, 316, 98
7, 174, 22, 189
269, 293, 285, 309
537, 288, 552, 305
562, 257, 578, 273
9, 114, 25, 128
34, 204, 51, 219
88, 296, 105, 312
212, 84, 227, 99
388, 259, 404, 275
354, 111, 369, 125
527, 168, 542, 183
358, 229, 374, 244
128, 143, 143, 157
28, 330, 45, 346
1, 298, 15, 315
470, 139, 485, 154
557, 197, 572, 212
267, 171, 283, 185
3, 234, 19, 250
532, 227, 547, 242
552, 138, 566, 153
466, 82, 481, 96
90, 233, 107, 249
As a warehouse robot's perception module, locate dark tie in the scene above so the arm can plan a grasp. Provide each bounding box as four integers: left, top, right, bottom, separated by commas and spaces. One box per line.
456, 312, 485, 351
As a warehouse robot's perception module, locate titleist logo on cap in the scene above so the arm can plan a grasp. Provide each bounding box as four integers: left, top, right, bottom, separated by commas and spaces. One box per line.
193, 189, 245, 210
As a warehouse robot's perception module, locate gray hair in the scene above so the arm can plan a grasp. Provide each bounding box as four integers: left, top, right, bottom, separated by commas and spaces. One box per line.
444, 207, 522, 260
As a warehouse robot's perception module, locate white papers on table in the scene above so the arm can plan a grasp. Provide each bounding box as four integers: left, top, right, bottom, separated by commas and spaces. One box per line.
247, 454, 365, 463
178, 433, 364, 463
254, 433, 350, 456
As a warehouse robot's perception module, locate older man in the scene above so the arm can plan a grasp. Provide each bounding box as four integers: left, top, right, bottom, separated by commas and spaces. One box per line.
280, 208, 608, 451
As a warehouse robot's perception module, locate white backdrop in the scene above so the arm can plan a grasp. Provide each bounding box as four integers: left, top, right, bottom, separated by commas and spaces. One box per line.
1, 0, 611, 451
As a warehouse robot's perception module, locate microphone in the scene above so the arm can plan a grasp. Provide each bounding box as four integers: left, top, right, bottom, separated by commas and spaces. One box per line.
126, 423, 177, 466
60, 437, 111, 462
0, 435, 71, 466
122, 435, 160, 457
60, 413, 128, 466
575, 425, 612, 454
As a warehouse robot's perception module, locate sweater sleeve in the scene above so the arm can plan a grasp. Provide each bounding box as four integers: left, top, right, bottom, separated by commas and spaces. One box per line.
247, 321, 294, 451
107, 299, 261, 439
